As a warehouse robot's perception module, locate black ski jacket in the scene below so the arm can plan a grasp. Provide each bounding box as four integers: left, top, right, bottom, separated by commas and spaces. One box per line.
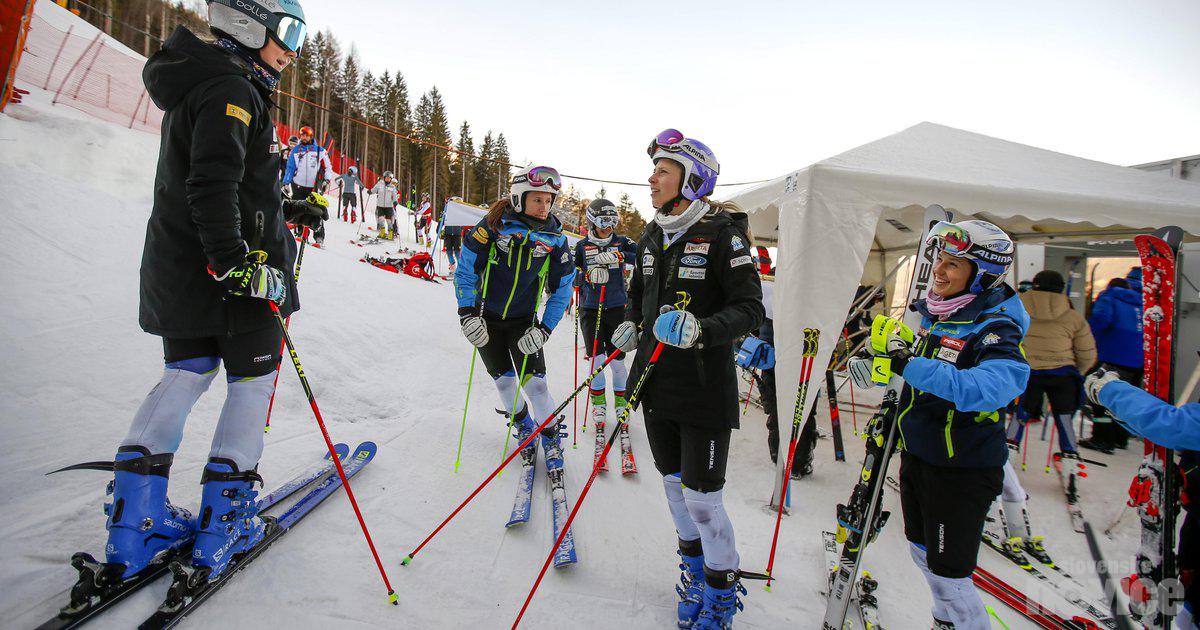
626, 210, 764, 429
138, 26, 297, 339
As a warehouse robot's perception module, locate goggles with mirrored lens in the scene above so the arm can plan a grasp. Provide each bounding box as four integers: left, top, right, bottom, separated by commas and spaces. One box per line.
591, 214, 618, 229
926, 221, 973, 256
273, 15, 307, 55
646, 128, 686, 157
521, 166, 562, 191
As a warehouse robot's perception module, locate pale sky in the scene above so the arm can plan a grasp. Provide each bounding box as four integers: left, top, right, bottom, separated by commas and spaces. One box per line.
296, 0, 1200, 215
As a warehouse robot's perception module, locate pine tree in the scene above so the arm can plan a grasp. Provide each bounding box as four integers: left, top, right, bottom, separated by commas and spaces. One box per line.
493, 133, 512, 201
473, 132, 496, 206
454, 121, 475, 200
617, 193, 646, 239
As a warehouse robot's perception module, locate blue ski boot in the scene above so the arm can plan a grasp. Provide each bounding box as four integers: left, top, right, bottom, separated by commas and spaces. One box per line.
191, 459, 269, 581
676, 539, 706, 628
693, 566, 746, 630
104, 447, 195, 579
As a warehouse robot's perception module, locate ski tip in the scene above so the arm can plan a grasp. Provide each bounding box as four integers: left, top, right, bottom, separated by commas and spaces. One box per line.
401, 555, 413, 566
388, 590, 399, 605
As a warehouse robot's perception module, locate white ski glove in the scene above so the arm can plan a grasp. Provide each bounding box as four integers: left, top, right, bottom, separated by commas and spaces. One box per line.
590, 251, 621, 265
586, 267, 610, 285
517, 324, 551, 355
460, 314, 489, 347
1084, 367, 1123, 406
612, 320, 639, 354
847, 357, 879, 389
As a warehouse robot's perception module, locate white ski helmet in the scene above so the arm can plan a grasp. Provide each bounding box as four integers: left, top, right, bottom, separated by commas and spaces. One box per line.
509, 165, 562, 215
208, 0, 307, 54
926, 219, 1014, 294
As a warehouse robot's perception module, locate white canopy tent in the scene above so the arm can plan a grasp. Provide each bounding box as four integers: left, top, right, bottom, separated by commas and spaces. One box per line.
729, 122, 1200, 494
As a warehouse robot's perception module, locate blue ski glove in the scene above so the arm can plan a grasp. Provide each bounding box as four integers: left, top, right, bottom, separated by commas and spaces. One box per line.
653, 310, 701, 349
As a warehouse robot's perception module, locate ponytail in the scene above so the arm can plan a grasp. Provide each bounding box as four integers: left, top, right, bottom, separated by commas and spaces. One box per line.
485, 197, 512, 231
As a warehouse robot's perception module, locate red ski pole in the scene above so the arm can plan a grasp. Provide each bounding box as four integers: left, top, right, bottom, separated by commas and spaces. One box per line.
765, 328, 821, 590
265, 226, 308, 434
269, 301, 397, 605
513, 342, 665, 628
402, 351, 623, 566
1044, 421, 1057, 473
742, 370, 756, 415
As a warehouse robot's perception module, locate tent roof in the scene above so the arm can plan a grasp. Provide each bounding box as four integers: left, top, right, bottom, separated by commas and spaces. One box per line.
738, 122, 1200, 250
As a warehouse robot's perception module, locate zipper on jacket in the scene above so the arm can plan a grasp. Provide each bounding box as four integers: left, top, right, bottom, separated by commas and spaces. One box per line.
501, 237, 526, 318
944, 409, 955, 459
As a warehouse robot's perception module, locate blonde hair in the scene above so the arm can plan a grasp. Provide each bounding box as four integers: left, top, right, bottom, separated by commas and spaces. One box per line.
700, 197, 752, 245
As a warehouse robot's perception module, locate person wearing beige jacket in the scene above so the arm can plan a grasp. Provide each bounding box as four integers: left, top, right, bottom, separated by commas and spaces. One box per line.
1010, 270, 1097, 455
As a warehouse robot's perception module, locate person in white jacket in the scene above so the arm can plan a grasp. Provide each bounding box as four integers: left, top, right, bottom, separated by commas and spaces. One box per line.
371, 171, 400, 240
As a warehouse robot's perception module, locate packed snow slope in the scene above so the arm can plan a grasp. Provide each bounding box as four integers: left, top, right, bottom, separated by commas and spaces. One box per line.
0, 87, 1151, 629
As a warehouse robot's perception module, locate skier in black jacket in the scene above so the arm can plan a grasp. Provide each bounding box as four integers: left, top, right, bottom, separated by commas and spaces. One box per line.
104, 0, 326, 586
613, 129, 763, 629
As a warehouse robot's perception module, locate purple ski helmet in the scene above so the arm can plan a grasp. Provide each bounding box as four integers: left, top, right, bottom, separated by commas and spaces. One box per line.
647, 129, 720, 201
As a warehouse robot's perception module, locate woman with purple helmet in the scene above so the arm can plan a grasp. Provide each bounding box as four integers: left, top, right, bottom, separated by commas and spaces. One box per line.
612, 129, 764, 628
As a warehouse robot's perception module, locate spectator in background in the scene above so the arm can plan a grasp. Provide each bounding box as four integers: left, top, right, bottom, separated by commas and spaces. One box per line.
443, 224, 465, 273
371, 171, 400, 240
1080, 269, 1144, 453
335, 166, 363, 223
283, 125, 333, 245
1010, 270, 1096, 457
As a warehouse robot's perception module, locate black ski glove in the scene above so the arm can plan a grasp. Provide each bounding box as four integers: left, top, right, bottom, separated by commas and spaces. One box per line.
283, 192, 329, 229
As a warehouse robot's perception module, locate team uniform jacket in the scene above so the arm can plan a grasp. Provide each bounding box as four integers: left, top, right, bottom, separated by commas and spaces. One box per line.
897, 285, 1031, 468
626, 211, 764, 429
139, 26, 297, 338
574, 236, 637, 309
455, 212, 576, 331
336, 172, 363, 196
1100, 380, 1200, 452
371, 180, 399, 207
283, 140, 332, 189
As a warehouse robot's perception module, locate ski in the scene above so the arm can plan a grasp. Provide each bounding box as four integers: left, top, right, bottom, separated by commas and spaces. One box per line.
979, 529, 1116, 627
593, 420, 608, 472
1126, 227, 1184, 629
137, 442, 377, 630
973, 565, 1102, 630
821, 530, 882, 628
542, 434, 577, 568
823, 204, 952, 630
35, 444, 350, 630
505, 439, 537, 528
825, 370, 846, 462
618, 422, 637, 475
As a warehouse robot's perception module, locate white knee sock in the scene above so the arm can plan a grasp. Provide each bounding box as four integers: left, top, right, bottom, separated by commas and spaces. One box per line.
912, 542, 988, 630
610, 356, 629, 393
683, 487, 739, 571
1000, 461, 1030, 538
494, 372, 520, 416
662, 474, 701, 542
122, 365, 217, 454
208, 374, 276, 471
523, 374, 555, 428
589, 353, 607, 391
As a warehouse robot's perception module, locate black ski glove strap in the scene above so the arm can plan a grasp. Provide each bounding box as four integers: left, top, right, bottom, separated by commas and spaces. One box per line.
283, 193, 329, 229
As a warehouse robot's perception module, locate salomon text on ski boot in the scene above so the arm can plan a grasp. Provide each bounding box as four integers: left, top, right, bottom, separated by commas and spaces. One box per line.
103, 447, 195, 579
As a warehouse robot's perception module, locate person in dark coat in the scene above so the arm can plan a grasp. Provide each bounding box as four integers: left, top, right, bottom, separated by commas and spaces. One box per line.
106, 0, 326, 586
612, 130, 763, 629
1080, 269, 1144, 452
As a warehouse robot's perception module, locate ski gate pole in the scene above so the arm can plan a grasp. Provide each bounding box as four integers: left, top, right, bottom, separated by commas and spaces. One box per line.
402, 352, 624, 565
269, 301, 397, 605
265, 225, 309, 434
581, 284, 607, 431
453, 245, 494, 473
513, 342, 665, 628
764, 328, 820, 590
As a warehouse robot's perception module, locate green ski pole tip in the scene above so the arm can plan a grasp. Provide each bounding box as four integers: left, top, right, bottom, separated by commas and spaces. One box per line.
388, 590, 399, 605
401, 555, 413, 566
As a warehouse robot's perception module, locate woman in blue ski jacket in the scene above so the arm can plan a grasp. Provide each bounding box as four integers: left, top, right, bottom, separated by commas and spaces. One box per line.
574, 198, 638, 428
1085, 367, 1200, 627
873, 220, 1030, 630
454, 166, 576, 459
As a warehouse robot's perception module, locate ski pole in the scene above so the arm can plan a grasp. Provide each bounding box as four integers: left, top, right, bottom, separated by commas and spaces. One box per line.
268, 301, 397, 605
402, 351, 624, 566
265, 225, 309, 434
1044, 421, 1057, 473
843, 330, 859, 432
498, 257, 551, 472
572, 287, 579, 448
581, 284, 607, 431
742, 370, 755, 415
765, 328, 820, 590
1021, 416, 1031, 471
513, 341, 666, 628
453, 247, 495, 473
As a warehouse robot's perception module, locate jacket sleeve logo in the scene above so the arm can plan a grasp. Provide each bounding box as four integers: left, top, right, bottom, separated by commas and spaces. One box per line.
729, 255, 753, 268
225, 103, 251, 126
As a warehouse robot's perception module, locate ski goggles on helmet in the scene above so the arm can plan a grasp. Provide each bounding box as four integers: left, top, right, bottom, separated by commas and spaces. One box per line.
646, 128, 686, 157
588, 212, 618, 229
211, 0, 308, 55
926, 221, 973, 257
515, 166, 562, 192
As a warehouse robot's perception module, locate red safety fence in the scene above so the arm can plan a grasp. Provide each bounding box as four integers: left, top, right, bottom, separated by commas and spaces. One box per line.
1, 0, 36, 112
15, 13, 161, 132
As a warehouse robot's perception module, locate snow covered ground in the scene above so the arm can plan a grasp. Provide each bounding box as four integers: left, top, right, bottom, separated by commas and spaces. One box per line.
0, 85, 1153, 629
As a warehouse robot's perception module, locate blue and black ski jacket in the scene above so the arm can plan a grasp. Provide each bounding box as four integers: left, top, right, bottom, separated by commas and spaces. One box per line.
897, 285, 1031, 468
574, 235, 637, 310
455, 212, 575, 331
